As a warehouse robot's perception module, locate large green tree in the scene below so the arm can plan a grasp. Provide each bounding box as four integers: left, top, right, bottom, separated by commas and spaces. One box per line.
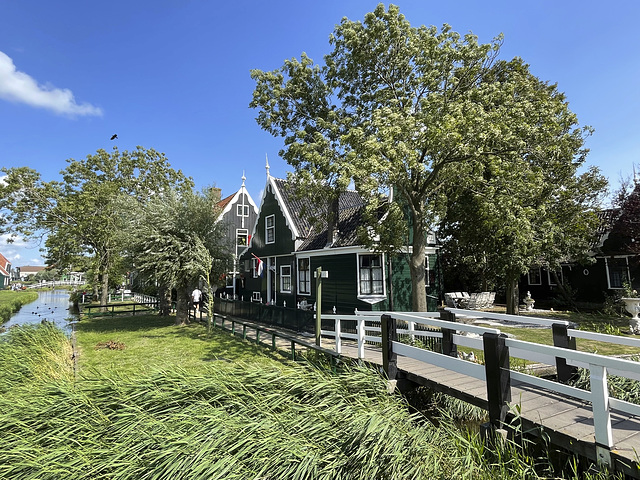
251, 4, 604, 312
123, 187, 230, 325
438, 58, 607, 313
0, 147, 191, 306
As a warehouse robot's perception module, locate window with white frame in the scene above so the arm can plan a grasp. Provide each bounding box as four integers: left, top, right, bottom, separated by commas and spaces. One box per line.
280, 265, 292, 293
297, 257, 310, 295
606, 257, 630, 289
265, 215, 275, 244
359, 254, 384, 295
528, 267, 542, 285
252, 291, 262, 302
547, 268, 563, 286
237, 204, 249, 217
236, 229, 248, 248
252, 258, 258, 278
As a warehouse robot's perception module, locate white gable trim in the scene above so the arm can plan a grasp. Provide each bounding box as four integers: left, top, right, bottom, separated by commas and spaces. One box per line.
268, 177, 300, 241
216, 185, 259, 223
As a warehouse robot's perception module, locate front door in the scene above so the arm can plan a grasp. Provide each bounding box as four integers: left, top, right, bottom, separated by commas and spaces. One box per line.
266, 257, 276, 305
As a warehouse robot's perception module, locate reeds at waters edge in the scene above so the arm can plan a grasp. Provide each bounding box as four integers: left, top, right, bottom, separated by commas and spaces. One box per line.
0, 323, 625, 480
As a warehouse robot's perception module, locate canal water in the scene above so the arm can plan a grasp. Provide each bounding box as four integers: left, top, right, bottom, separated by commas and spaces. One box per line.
3, 290, 78, 333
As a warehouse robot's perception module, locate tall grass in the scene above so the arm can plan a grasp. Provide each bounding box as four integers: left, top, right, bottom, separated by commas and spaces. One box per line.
570, 356, 640, 405
2, 359, 470, 479
0, 322, 73, 393
0, 322, 627, 479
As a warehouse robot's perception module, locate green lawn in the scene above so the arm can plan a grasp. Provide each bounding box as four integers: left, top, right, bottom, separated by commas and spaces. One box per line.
75, 314, 279, 377
470, 309, 640, 357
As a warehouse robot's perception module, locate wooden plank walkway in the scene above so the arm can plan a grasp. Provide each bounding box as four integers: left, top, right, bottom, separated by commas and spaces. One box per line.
203, 313, 640, 477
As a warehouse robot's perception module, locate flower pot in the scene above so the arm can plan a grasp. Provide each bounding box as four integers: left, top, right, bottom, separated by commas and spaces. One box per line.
621, 298, 640, 334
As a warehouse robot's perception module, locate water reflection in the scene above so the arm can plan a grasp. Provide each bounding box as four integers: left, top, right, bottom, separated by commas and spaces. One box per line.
2, 290, 78, 334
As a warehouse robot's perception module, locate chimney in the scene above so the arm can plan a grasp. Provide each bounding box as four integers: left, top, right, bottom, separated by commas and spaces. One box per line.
326, 195, 339, 247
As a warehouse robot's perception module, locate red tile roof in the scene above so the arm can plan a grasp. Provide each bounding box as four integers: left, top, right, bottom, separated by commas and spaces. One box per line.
0, 253, 10, 277
217, 193, 235, 211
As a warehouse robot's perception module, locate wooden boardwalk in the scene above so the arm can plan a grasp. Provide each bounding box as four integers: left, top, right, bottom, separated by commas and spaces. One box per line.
199, 311, 640, 477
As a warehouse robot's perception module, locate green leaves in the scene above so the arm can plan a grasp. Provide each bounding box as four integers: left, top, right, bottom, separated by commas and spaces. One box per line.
251, 4, 606, 312
123, 187, 231, 323
1, 147, 193, 305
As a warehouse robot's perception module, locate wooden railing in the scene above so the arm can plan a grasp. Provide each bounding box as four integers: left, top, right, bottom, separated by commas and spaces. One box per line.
206, 313, 340, 364
314, 308, 640, 465
26, 280, 84, 289
81, 300, 159, 317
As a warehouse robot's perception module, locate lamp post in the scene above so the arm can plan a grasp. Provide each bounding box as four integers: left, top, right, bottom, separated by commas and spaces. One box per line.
315, 266, 328, 346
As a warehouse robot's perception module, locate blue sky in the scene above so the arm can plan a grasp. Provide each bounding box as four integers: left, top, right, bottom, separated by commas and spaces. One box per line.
1, 0, 639, 266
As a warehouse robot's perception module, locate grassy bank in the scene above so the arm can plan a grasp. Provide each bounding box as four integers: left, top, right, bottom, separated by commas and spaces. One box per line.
0, 289, 38, 324
0, 315, 623, 479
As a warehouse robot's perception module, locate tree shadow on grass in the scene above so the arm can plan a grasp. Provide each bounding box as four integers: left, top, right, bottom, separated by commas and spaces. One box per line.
77, 313, 288, 363
75, 314, 180, 333
163, 324, 287, 363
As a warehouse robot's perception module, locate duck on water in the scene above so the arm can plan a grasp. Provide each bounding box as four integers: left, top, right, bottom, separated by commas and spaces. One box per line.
1, 289, 78, 334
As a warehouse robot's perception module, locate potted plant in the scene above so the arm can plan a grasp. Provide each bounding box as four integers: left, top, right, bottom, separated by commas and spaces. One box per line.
620, 282, 640, 334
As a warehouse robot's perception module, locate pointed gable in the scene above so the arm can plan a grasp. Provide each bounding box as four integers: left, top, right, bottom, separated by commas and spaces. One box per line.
0, 253, 10, 278
255, 176, 366, 252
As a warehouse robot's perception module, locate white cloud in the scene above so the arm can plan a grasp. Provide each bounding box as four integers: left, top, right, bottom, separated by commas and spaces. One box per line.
4, 252, 20, 262
0, 234, 30, 247
0, 51, 103, 117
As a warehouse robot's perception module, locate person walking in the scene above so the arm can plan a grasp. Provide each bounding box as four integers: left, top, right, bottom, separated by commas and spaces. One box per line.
191, 287, 202, 311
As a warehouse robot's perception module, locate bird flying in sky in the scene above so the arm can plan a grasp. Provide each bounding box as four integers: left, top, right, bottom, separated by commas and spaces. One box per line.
110, 134, 118, 140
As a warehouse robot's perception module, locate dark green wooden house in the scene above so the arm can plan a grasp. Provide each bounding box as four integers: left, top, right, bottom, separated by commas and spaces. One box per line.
238, 173, 440, 313
519, 206, 640, 307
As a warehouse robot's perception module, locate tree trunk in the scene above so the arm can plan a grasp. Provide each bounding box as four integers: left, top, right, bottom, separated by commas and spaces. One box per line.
99, 270, 109, 312
505, 270, 520, 315
101, 271, 109, 305
409, 222, 427, 312
158, 284, 171, 316
92, 270, 99, 298
175, 285, 190, 325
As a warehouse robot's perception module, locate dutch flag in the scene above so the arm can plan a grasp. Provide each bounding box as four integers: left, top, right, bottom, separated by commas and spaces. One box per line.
253, 254, 264, 277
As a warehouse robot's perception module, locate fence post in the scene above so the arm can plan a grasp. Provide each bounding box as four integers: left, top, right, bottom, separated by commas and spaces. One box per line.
357, 317, 365, 359
552, 323, 578, 383
408, 320, 416, 343
381, 314, 397, 381
335, 318, 342, 354
315, 266, 323, 347
482, 332, 511, 428
440, 310, 458, 357
590, 364, 613, 465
